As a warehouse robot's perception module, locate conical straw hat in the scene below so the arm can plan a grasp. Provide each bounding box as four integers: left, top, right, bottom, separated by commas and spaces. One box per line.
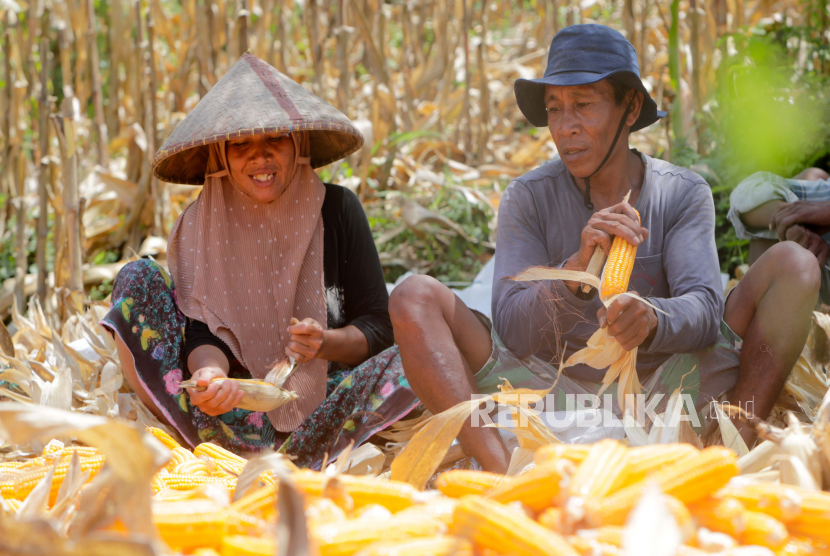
153, 53, 363, 184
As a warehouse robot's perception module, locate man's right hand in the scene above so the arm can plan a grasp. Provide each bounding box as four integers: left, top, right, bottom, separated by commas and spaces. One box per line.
564, 201, 649, 273
186, 366, 244, 416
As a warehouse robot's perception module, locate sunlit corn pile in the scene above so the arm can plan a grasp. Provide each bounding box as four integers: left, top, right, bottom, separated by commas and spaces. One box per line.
4, 429, 830, 556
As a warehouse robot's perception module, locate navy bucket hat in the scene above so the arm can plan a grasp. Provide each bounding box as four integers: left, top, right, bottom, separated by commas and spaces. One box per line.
514, 24, 665, 132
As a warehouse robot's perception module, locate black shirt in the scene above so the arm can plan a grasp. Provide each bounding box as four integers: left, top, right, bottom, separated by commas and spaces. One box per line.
183, 183, 393, 370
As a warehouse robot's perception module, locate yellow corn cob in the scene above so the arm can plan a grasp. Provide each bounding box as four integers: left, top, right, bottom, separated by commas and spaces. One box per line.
228, 482, 277, 520
601, 210, 640, 298
688, 496, 747, 537
584, 447, 738, 527
352, 536, 474, 556
576, 525, 624, 546
534, 444, 592, 466
740, 510, 790, 550
718, 483, 830, 544
156, 473, 237, 491
435, 470, 504, 498
569, 440, 629, 500
0, 462, 24, 469
305, 496, 348, 528
220, 535, 275, 556
450, 496, 579, 556
538, 507, 566, 534
165, 446, 197, 470
152, 500, 227, 551
775, 536, 830, 556
194, 442, 249, 467
12, 454, 106, 502
225, 509, 269, 537
394, 497, 458, 525
485, 459, 572, 512
617, 444, 698, 491
172, 459, 211, 476
192, 549, 222, 556
147, 426, 183, 450
313, 516, 445, 556
565, 535, 624, 556
293, 470, 419, 512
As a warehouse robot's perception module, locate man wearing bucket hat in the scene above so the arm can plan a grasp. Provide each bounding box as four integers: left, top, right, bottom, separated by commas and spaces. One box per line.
391, 25, 819, 471
100, 53, 420, 467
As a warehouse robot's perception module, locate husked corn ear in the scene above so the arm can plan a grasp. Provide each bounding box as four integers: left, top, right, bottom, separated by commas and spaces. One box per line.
688, 497, 747, 537
565, 535, 624, 556
576, 525, 624, 546
313, 516, 445, 556
739, 510, 789, 550
179, 377, 299, 413
293, 470, 419, 512
194, 443, 248, 467
172, 459, 211, 476
228, 483, 277, 520
486, 459, 572, 512
435, 470, 504, 498
166, 447, 197, 471
534, 444, 592, 466
305, 496, 348, 528
12, 454, 106, 502
220, 534, 275, 556
0, 462, 24, 469
352, 536, 474, 556
585, 447, 738, 526
147, 427, 183, 450
450, 496, 579, 556
152, 500, 227, 552
394, 497, 458, 525
600, 208, 639, 299
775, 536, 828, 556
538, 507, 566, 534
192, 549, 222, 556
155, 473, 236, 491
569, 440, 629, 500
618, 444, 698, 491
718, 483, 830, 544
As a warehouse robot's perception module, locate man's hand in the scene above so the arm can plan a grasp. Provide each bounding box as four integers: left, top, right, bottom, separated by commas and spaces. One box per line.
784, 225, 830, 267
286, 318, 326, 364
564, 202, 648, 272
187, 366, 244, 416
597, 295, 658, 351
770, 201, 830, 240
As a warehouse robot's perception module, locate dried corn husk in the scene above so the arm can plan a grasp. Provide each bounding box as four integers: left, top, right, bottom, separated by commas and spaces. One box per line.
178, 378, 298, 413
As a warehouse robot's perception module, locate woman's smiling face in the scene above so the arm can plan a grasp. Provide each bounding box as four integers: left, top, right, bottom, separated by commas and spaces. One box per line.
225, 133, 296, 203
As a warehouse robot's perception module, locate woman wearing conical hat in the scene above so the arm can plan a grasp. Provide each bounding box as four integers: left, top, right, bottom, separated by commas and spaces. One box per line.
100, 54, 417, 466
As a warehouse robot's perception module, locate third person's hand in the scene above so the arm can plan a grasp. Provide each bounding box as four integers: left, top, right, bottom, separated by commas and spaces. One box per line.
286, 318, 326, 364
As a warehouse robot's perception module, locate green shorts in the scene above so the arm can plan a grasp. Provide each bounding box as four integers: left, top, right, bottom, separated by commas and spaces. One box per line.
474, 319, 742, 435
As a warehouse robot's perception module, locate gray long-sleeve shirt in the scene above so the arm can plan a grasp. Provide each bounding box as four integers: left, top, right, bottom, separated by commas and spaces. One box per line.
492, 151, 723, 383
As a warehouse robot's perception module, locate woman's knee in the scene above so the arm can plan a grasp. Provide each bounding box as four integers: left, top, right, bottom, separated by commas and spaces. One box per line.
388, 275, 447, 327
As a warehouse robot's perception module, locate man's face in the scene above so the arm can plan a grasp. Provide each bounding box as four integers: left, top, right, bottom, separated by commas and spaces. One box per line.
226, 133, 295, 203
544, 81, 637, 178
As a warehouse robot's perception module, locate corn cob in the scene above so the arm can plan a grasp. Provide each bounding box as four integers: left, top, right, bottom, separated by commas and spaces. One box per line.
775, 536, 830, 556
165, 447, 197, 472
0, 462, 24, 469
228, 483, 277, 520
11, 454, 106, 502
534, 444, 592, 466
172, 459, 211, 476
352, 536, 474, 556
617, 444, 698, 491
601, 210, 640, 299
739, 510, 790, 550
353, 503, 393, 520
688, 496, 747, 537
568, 440, 629, 500
147, 426, 183, 450
194, 442, 249, 468
152, 500, 227, 552
313, 516, 445, 556
293, 470, 419, 513
225, 509, 269, 536
155, 473, 237, 491
717, 483, 830, 544
584, 447, 738, 526
393, 497, 458, 525
450, 495, 579, 556
179, 377, 299, 413
565, 535, 624, 556
664, 494, 695, 540
538, 507, 567, 534
576, 525, 624, 546
192, 549, 222, 556
435, 470, 504, 498
220, 535, 275, 556
305, 496, 348, 528
486, 459, 572, 512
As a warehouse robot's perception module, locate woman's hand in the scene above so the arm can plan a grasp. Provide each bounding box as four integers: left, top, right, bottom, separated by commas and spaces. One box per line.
597, 295, 658, 351
770, 201, 830, 240
187, 366, 244, 416
564, 202, 648, 272
286, 318, 326, 364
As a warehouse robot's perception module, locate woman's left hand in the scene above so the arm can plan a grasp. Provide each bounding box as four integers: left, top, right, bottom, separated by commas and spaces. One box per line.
286, 318, 326, 364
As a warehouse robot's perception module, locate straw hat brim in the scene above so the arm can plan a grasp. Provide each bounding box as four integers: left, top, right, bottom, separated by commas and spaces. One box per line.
153, 54, 363, 184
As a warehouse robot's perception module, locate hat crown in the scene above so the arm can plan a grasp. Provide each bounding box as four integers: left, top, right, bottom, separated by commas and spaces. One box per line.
545, 24, 640, 79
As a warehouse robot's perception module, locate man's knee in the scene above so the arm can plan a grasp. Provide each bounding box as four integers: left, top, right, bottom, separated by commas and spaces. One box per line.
389, 275, 447, 327
763, 242, 821, 295
796, 167, 830, 181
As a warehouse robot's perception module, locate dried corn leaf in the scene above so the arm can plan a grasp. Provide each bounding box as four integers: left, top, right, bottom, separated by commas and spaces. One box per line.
714, 403, 750, 457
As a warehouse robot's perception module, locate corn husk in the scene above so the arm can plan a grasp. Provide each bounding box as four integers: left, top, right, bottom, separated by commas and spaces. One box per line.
178, 378, 298, 413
